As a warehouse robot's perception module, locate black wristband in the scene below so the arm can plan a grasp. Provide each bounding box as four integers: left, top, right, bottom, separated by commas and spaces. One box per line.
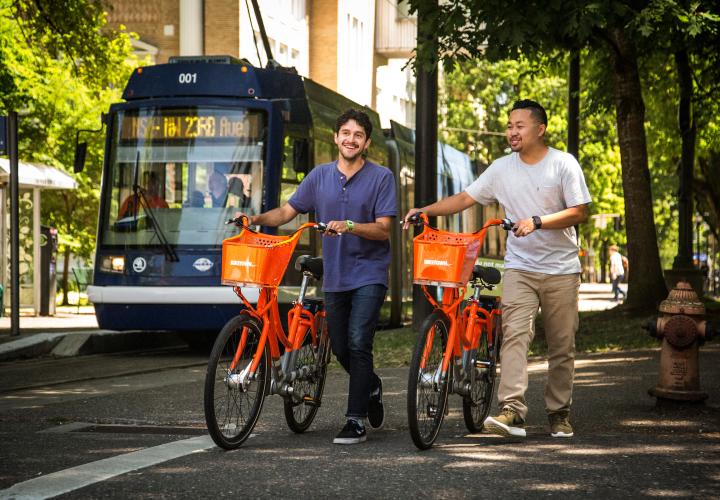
532, 215, 542, 229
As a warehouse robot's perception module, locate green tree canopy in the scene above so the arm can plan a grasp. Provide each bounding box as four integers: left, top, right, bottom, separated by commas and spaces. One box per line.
408, 0, 720, 308
1, 0, 138, 302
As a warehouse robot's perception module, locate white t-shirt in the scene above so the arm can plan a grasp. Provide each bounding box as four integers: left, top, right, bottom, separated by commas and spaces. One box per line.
465, 147, 592, 275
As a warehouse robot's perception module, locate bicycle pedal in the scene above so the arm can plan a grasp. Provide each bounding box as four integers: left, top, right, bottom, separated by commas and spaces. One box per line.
302, 395, 320, 407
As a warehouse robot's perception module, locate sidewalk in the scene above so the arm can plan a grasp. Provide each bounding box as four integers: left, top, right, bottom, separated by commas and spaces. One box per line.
0, 283, 623, 361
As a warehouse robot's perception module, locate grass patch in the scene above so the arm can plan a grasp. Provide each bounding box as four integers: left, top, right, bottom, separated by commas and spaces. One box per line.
374, 303, 720, 368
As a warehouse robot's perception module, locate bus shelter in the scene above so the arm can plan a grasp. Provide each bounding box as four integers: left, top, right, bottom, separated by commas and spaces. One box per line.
0, 158, 76, 315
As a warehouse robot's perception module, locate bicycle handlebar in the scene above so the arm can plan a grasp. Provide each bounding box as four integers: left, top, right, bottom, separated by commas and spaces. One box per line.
405, 211, 515, 233
226, 216, 338, 235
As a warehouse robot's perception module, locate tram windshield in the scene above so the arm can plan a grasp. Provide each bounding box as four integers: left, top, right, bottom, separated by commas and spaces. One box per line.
99, 106, 265, 247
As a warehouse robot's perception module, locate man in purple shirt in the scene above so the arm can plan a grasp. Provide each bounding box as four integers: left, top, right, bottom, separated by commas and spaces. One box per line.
244, 109, 397, 444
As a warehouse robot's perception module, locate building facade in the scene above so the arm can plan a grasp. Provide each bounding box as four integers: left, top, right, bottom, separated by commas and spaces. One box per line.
105, 0, 416, 127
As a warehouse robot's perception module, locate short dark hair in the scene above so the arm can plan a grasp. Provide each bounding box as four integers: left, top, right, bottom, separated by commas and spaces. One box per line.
511, 99, 548, 126
335, 108, 373, 138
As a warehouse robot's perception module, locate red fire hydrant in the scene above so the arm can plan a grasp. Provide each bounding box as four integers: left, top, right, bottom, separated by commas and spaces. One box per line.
645, 280, 716, 402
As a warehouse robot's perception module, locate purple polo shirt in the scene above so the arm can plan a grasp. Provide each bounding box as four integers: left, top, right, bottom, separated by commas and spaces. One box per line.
288, 160, 397, 292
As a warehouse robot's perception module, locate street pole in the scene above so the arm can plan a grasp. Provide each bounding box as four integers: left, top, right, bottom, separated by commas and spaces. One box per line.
9, 111, 20, 336
413, 0, 438, 330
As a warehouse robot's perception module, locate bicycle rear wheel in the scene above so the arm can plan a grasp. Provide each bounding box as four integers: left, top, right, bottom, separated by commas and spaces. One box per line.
407, 311, 451, 450
283, 320, 331, 433
204, 314, 269, 449
462, 330, 496, 432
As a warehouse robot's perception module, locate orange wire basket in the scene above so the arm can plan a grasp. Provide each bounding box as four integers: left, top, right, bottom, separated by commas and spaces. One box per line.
221, 225, 308, 288
413, 229, 482, 288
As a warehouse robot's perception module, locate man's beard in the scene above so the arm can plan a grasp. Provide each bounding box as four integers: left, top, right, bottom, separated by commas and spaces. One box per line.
340, 149, 364, 162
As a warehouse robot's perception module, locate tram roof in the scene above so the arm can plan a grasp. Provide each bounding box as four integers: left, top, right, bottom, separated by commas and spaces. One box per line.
121, 58, 387, 162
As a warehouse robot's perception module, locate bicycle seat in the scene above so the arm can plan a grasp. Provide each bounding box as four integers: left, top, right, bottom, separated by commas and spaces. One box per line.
472, 265, 501, 285
294, 255, 324, 280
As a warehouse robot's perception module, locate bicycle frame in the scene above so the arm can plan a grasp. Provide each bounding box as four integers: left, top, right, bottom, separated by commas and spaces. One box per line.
224, 223, 327, 399
416, 218, 504, 393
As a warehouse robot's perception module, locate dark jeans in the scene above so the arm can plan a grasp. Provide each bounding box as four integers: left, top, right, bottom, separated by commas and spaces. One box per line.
324, 284, 387, 418
612, 275, 626, 299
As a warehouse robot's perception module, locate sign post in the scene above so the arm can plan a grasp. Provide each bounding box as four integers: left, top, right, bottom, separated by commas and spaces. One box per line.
3, 112, 20, 336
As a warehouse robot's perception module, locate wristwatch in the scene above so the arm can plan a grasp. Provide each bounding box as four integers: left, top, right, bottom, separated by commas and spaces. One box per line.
346, 220, 355, 232
532, 215, 542, 229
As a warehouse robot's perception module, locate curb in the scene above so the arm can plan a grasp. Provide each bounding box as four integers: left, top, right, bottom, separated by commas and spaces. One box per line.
0, 330, 186, 362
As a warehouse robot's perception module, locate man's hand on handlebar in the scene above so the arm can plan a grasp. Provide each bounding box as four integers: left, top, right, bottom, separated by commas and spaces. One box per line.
229, 212, 255, 227
314, 222, 339, 235
510, 217, 536, 237
402, 208, 424, 230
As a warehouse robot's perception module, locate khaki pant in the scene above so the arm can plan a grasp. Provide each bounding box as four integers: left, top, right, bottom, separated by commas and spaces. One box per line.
498, 269, 580, 420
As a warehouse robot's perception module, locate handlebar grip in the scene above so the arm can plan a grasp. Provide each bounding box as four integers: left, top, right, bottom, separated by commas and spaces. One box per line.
314, 222, 338, 235
407, 212, 425, 225
501, 218, 515, 231
226, 215, 251, 227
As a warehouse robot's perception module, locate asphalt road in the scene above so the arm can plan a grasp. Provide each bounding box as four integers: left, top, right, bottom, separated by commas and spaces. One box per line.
0, 346, 719, 499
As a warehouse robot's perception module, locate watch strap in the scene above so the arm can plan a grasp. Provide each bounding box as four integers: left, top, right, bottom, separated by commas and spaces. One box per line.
532, 215, 542, 229
346, 220, 354, 232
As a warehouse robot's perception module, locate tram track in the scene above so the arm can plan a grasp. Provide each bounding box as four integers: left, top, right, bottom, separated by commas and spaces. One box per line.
0, 347, 208, 394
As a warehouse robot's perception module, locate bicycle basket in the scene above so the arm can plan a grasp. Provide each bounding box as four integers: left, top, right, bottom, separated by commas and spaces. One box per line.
413, 230, 482, 287
221, 230, 299, 288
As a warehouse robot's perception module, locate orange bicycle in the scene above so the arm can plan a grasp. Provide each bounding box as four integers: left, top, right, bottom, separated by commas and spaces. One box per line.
203, 216, 333, 449
406, 213, 513, 449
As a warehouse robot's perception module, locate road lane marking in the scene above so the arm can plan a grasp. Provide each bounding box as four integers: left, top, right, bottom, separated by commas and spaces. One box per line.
0, 435, 215, 499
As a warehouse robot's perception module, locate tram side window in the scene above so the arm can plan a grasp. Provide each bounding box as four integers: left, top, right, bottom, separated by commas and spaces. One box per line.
314, 139, 334, 165
279, 136, 310, 241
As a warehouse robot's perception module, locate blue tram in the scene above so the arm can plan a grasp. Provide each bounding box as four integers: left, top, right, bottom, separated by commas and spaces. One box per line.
86, 56, 480, 333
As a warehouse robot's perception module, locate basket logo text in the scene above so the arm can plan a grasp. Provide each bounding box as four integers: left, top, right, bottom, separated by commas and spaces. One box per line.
231, 259, 255, 267
424, 259, 450, 266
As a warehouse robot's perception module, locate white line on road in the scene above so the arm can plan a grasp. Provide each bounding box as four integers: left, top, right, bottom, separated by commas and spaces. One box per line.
0, 435, 215, 500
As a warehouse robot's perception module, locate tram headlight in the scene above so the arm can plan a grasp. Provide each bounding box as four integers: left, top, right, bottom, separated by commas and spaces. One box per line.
101, 256, 125, 273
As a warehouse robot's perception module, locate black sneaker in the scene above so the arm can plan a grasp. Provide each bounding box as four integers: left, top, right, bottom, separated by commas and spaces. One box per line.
333, 420, 367, 445
367, 377, 385, 429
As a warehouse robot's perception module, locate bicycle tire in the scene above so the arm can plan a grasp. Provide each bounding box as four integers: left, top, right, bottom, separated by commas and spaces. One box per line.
407, 310, 451, 450
283, 319, 331, 433
462, 330, 496, 432
462, 313, 502, 432
204, 314, 269, 449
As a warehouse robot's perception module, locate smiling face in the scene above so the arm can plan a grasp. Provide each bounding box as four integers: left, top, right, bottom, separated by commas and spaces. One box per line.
334, 119, 371, 162
506, 108, 546, 153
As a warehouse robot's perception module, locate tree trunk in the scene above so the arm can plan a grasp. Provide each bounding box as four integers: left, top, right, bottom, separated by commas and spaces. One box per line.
605, 27, 667, 308
673, 49, 695, 269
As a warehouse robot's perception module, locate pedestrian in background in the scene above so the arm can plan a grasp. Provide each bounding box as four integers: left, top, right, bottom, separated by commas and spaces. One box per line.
609, 245, 627, 301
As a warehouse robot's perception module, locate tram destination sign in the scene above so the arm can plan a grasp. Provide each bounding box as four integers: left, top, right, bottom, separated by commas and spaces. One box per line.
120, 111, 261, 141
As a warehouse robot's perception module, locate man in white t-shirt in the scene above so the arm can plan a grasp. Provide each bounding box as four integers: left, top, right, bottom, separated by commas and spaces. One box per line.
403, 100, 591, 439
608, 245, 627, 301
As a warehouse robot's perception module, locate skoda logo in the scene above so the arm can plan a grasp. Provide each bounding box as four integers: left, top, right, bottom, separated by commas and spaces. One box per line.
132, 257, 147, 273
193, 258, 214, 272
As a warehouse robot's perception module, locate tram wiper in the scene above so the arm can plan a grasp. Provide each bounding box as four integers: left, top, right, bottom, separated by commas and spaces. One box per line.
126, 151, 179, 262
131, 184, 179, 262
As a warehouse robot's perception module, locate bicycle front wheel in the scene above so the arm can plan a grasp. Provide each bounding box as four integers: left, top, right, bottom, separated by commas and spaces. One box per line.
204, 314, 269, 449
407, 311, 451, 450
283, 321, 331, 433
